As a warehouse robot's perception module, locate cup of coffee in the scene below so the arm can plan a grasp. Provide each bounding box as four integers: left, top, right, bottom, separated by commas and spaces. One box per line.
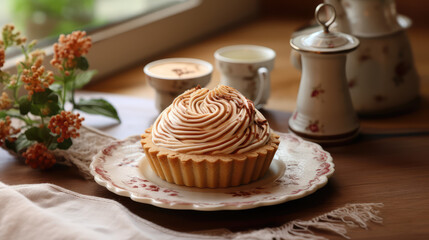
144, 58, 212, 112
214, 45, 276, 108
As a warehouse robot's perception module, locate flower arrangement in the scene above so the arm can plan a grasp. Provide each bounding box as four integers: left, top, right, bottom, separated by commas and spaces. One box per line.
0, 24, 120, 169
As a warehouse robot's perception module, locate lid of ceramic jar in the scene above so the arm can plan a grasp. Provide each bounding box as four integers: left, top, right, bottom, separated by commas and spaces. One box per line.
290, 3, 359, 54
342, 0, 404, 37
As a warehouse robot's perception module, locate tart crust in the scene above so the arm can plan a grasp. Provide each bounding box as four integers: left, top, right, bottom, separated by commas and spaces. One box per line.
140, 128, 280, 188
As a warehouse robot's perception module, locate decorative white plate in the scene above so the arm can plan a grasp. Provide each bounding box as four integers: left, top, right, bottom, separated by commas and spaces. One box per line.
90, 132, 334, 211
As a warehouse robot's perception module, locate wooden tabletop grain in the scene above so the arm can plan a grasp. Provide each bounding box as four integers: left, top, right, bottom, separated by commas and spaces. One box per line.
1, 16, 429, 239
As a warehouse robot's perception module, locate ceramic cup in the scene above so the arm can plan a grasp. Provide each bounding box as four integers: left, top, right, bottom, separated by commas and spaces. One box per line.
144, 58, 212, 112
214, 45, 276, 108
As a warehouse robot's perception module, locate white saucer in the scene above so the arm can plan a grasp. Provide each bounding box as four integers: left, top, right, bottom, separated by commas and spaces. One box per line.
90, 132, 335, 211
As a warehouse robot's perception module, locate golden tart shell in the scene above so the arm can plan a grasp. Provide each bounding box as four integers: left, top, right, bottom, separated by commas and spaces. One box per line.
140, 128, 280, 188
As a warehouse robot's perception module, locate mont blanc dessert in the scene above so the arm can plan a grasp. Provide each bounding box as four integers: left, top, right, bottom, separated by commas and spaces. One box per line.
141, 85, 280, 188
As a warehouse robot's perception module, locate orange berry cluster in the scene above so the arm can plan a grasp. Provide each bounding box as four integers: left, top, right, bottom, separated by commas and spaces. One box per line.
0, 116, 20, 146
21, 62, 54, 97
0, 92, 12, 109
1, 24, 27, 47
22, 143, 56, 169
8, 75, 18, 87
50, 31, 92, 70
21, 49, 45, 69
48, 111, 84, 143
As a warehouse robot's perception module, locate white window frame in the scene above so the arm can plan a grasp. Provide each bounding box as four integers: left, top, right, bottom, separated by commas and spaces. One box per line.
2, 0, 259, 81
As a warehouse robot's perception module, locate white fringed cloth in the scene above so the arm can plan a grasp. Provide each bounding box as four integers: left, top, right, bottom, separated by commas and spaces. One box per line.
1, 127, 384, 239
225, 203, 383, 240
0, 181, 383, 240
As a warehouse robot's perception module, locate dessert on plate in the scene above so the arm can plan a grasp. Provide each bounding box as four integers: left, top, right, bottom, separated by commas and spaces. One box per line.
141, 85, 280, 188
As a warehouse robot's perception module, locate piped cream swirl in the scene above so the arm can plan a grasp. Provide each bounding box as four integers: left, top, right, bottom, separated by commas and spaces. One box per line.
151, 85, 271, 155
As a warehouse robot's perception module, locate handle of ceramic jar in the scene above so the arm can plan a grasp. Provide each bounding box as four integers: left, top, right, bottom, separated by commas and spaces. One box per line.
290, 49, 302, 70
254, 67, 269, 108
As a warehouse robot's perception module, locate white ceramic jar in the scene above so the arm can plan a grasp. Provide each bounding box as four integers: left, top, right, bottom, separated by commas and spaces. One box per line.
324, 0, 420, 115
346, 30, 419, 115
289, 3, 360, 145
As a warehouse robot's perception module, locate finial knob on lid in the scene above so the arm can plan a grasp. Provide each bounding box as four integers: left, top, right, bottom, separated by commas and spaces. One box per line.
315, 3, 336, 33
290, 3, 359, 53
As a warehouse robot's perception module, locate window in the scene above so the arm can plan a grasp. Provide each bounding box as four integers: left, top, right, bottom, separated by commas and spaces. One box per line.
1, 0, 259, 80
1, 0, 185, 56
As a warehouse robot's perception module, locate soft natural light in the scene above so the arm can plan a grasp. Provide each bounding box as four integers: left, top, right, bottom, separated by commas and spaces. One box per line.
0, 0, 183, 48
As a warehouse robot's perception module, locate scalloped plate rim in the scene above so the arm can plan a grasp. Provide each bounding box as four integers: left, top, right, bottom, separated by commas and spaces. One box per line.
90, 133, 335, 211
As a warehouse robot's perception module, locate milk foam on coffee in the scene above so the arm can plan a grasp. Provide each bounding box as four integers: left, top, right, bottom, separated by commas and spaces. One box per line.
148, 62, 210, 79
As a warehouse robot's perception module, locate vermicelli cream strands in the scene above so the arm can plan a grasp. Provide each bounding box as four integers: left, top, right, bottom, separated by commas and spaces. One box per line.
152, 85, 271, 155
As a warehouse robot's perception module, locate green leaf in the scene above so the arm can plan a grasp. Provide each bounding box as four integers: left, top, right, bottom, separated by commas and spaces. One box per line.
30, 104, 41, 116
53, 76, 63, 83
49, 83, 63, 95
47, 92, 59, 103
0, 111, 6, 119
73, 70, 97, 89
76, 56, 89, 71
5, 138, 16, 152
32, 88, 53, 104
44, 102, 60, 117
39, 127, 51, 140
25, 127, 43, 142
76, 98, 121, 122
18, 96, 31, 115
15, 133, 34, 152
57, 138, 72, 150
24, 126, 51, 143
28, 91, 60, 117
47, 142, 58, 151
51, 82, 62, 89
2, 109, 25, 120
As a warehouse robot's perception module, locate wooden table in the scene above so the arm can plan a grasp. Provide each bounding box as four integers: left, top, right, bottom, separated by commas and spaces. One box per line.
2, 16, 429, 239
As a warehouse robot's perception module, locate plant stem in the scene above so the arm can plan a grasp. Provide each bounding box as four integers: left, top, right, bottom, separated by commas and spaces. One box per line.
46, 134, 55, 149
41, 116, 45, 126
13, 85, 18, 104
13, 72, 22, 105
17, 115, 33, 125
62, 80, 66, 109
21, 45, 28, 59
2, 32, 9, 49
71, 70, 76, 111
61, 72, 67, 110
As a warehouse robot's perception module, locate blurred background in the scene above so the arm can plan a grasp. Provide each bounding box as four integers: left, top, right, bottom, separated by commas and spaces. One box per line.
0, 0, 182, 57
1, 0, 426, 43
1, 0, 426, 69
1, 0, 428, 112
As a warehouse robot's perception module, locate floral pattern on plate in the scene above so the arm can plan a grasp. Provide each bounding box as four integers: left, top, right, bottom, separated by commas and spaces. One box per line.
90, 132, 334, 211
